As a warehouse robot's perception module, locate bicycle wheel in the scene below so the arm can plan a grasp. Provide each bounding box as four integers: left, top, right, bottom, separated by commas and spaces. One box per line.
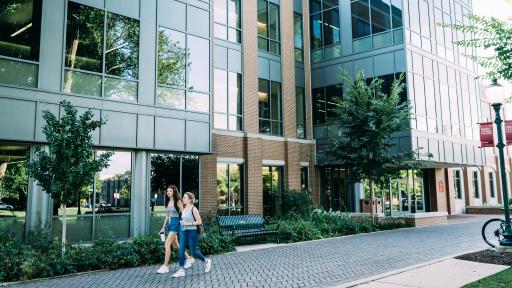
482, 218, 505, 248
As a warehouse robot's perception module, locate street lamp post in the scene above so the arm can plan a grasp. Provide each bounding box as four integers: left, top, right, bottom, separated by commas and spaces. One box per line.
486, 79, 512, 247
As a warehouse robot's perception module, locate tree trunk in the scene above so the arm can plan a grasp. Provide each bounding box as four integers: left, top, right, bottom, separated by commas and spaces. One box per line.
370, 180, 375, 224
62, 203, 67, 256
63, 30, 79, 93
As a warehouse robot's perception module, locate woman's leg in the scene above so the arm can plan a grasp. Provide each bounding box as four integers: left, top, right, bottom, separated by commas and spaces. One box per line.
178, 230, 188, 268
171, 234, 190, 260
187, 230, 206, 262
163, 232, 175, 266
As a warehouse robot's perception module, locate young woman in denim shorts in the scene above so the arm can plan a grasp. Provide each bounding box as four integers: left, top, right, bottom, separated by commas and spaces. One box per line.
156, 185, 194, 274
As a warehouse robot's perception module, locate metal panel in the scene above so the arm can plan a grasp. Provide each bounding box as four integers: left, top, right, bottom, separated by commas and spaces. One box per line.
311, 68, 324, 88
270, 60, 281, 82
395, 49, 406, 72
186, 121, 209, 152
324, 64, 342, 86
374, 52, 395, 77
39, 0, 65, 91
70, 0, 104, 9
154, 117, 185, 150
35, 102, 59, 142
0, 98, 36, 141
187, 6, 209, 38
105, 0, 140, 18
158, 0, 186, 31
258, 57, 270, 79
228, 49, 242, 73
354, 57, 374, 78
138, 0, 157, 105
295, 67, 305, 88
137, 115, 154, 148
100, 111, 137, 147
214, 45, 228, 70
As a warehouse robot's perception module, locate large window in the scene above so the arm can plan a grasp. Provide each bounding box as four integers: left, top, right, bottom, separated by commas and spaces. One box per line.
300, 166, 309, 189
63, 2, 139, 101
263, 166, 283, 217
214, 69, 243, 131
149, 153, 199, 234
453, 169, 462, 199
472, 170, 480, 199
0, 145, 30, 241
489, 171, 496, 199
310, 1, 340, 62
296, 87, 306, 138
259, 79, 282, 136
214, 0, 241, 43
51, 150, 132, 242
257, 0, 280, 54
351, 0, 403, 53
0, 0, 42, 88
217, 163, 243, 215
312, 84, 342, 125
294, 13, 304, 62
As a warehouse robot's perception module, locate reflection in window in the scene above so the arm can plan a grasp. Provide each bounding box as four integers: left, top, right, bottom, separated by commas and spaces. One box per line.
263, 166, 282, 217
257, 0, 280, 54
300, 166, 309, 189
187, 35, 210, 93
310, 2, 341, 62
259, 79, 282, 136
453, 169, 462, 199
214, 69, 243, 131
217, 163, 244, 215
0, 145, 29, 241
158, 28, 186, 88
296, 87, 306, 138
294, 13, 304, 62
472, 170, 480, 199
312, 84, 342, 124
214, 0, 241, 43
63, 2, 139, 101
489, 171, 496, 198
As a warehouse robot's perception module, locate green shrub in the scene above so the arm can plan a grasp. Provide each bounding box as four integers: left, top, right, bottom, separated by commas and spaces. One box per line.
278, 220, 323, 243
0, 236, 32, 282
132, 235, 164, 266
281, 188, 314, 217
198, 233, 235, 255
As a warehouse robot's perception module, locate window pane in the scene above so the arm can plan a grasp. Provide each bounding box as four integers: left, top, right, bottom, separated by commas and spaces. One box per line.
228, 72, 242, 115
323, 8, 341, 46
63, 69, 101, 96
294, 13, 304, 50
187, 35, 210, 92
296, 87, 306, 126
310, 0, 321, 14
259, 119, 271, 134
214, 69, 228, 113
214, 0, 227, 24
187, 91, 210, 112
325, 84, 342, 120
269, 3, 280, 41
156, 86, 185, 109
323, 0, 339, 9
95, 214, 130, 239
258, 79, 270, 119
271, 121, 282, 136
217, 163, 228, 214
182, 155, 200, 207
228, 115, 240, 131
104, 77, 137, 102
94, 151, 132, 214
270, 82, 281, 121
301, 167, 309, 189
228, 27, 241, 43
65, 2, 103, 72
391, 0, 403, 28
214, 23, 227, 40
105, 13, 139, 79
257, 0, 268, 37
371, 0, 391, 34
310, 13, 323, 49
214, 113, 228, 130
352, 0, 371, 39
313, 87, 325, 124
0, 57, 38, 87
229, 164, 242, 209
419, 0, 430, 37
158, 28, 186, 87
0, 0, 41, 61
269, 41, 280, 54
228, 0, 241, 28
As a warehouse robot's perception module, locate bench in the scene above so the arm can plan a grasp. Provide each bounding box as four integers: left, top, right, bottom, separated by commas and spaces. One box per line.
217, 214, 279, 243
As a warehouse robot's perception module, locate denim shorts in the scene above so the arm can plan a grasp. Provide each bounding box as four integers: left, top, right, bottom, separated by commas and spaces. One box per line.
166, 217, 181, 233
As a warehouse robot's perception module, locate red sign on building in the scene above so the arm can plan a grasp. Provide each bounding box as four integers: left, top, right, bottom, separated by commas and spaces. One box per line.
480, 122, 494, 148
438, 181, 445, 193
505, 120, 512, 146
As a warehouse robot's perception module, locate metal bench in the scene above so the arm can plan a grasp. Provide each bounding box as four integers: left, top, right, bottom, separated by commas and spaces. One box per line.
217, 214, 279, 243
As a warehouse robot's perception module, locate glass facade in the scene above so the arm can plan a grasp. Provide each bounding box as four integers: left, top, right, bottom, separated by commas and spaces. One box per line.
453, 169, 462, 199
296, 87, 306, 138
259, 79, 283, 136
258, 0, 280, 54
294, 13, 304, 62
262, 166, 283, 217
312, 84, 342, 125
489, 171, 496, 199
472, 170, 480, 199
300, 166, 309, 189
214, 0, 241, 43
0, 0, 42, 88
214, 69, 243, 131
217, 163, 243, 215
351, 0, 403, 53
63, 2, 139, 101
310, 0, 341, 62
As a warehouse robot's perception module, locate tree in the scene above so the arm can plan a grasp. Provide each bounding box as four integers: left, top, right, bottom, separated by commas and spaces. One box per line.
29, 100, 112, 253
322, 71, 430, 222
442, 5, 512, 82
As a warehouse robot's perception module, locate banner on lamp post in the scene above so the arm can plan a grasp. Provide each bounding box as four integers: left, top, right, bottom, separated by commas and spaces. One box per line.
480, 122, 494, 148
506, 120, 512, 146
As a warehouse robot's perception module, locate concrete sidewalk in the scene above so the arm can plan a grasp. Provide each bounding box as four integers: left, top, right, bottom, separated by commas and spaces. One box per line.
337, 258, 508, 288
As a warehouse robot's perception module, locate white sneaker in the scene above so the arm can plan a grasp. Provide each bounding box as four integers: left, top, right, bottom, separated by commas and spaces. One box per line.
184, 258, 195, 269
172, 269, 185, 278
156, 265, 169, 274
204, 259, 212, 273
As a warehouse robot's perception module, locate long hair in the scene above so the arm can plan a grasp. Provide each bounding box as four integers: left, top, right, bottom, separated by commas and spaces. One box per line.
166, 185, 182, 215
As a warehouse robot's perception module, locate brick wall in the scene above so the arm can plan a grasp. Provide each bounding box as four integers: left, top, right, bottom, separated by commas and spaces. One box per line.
281, 0, 297, 138
200, 154, 217, 214
242, 0, 258, 134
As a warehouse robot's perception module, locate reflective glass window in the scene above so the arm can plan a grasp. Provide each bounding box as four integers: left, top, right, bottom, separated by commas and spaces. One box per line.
310, 13, 323, 49
258, 0, 280, 54
370, 0, 391, 34
296, 87, 306, 139
215, 69, 242, 131
259, 79, 282, 135
391, 0, 403, 28
214, 0, 241, 43
294, 13, 304, 62
313, 87, 325, 124
105, 13, 139, 79
157, 28, 186, 88
323, 9, 341, 46
351, 0, 371, 39
217, 163, 244, 216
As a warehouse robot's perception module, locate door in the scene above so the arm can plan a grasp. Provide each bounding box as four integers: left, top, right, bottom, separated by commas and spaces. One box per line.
453, 169, 466, 214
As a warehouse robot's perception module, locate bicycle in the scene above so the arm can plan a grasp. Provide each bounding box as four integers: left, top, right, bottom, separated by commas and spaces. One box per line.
482, 218, 505, 248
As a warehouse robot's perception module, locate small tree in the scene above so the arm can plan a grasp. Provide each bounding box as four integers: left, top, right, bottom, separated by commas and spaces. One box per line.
323, 71, 429, 222
30, 100, 112, 253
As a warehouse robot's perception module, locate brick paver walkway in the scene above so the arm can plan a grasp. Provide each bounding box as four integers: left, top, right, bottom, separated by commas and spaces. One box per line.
6, 216, 490, 288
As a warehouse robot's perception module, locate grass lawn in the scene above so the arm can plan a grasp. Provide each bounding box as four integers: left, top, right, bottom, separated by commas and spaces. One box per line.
463, 268, 512, 288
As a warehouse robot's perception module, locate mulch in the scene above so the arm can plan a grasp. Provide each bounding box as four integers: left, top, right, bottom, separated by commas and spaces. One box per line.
456, 249, 512, 266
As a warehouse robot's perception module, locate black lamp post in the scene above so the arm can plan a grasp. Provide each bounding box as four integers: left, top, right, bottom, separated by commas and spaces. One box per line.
486, 79, 512, 247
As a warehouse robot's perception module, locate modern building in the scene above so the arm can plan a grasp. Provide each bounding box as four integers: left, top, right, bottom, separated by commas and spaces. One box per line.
0, 0, 511, 242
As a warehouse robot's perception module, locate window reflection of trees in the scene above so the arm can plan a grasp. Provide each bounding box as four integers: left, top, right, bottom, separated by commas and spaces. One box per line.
157, 28, 188, 88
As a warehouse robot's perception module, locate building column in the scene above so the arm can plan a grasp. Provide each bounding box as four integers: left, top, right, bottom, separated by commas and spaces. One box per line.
245, 137, 262, 214
132, 150, 148, 238
200, 154, 217, 215
26, 146, 51, 231
445, 168, 456, 214
352, 182, 364, 212
481, 166, 490, 205
463, 167, 474, 207
285, 141, 301, 190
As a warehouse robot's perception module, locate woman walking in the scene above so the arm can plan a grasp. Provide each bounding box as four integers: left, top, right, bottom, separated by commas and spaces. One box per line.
156, 185, 194, 274
172, 192, 212, 278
